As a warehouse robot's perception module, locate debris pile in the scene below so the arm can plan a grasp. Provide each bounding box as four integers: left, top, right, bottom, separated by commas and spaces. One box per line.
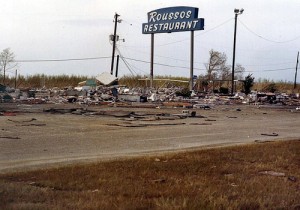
1, 82, 300, 108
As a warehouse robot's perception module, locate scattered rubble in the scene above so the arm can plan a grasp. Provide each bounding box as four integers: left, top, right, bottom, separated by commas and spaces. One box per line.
258, 171, 297, 183
288, 176, 297, 182
7, 118, 37, 123
7, 118, 46, 127
205, 119, 217, 122
259, 171, 285, 177
16, 123, 46, 127
189, 122, 212, 126
254, 140, 275, 143
261, 133, 279, 137
107, 122, 186, 128
1, 82, 300, 109
0, 136, 21, 140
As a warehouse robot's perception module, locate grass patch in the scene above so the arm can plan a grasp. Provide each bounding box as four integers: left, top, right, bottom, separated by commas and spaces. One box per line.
1, 140, 300, 209
4, 73, 300, 93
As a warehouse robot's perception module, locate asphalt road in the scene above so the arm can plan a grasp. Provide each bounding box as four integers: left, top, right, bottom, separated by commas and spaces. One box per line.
0, 104, 299, 173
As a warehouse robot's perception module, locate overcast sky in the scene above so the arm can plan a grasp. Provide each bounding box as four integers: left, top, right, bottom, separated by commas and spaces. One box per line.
1, 0, 300, 82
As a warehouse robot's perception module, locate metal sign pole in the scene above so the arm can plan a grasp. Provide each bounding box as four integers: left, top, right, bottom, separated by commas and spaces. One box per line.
190, 31, 194, 91
150, 33, 154, 88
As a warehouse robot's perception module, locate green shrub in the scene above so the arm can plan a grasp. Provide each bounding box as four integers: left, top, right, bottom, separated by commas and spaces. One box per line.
176, 87, 191, 98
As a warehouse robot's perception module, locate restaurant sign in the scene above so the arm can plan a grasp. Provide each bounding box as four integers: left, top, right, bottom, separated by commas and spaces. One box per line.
142, 6, 204, 34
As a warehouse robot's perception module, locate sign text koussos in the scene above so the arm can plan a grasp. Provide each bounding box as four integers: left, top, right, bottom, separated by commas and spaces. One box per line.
142, 6, 204, 34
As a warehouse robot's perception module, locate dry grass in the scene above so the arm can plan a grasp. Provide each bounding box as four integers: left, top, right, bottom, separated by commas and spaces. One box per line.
253, 81, 300, 94
3, 74, 300, 93
4, 74, 88, 89
118, 75, 190, 88
0, 140, 300, 210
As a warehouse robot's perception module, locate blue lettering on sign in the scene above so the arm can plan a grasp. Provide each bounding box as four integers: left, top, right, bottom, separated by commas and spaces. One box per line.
142, 6, 204, 34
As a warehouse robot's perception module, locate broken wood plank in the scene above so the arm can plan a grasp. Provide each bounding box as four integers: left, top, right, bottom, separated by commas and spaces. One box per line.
0, 136, 21, 139
8, 118, 37, 123
16, 124, 46, 127
261, 133, 279, 137
259, 171, 285, 177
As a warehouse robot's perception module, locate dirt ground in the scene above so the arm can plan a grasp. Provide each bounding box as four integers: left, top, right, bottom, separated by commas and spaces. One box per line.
0, 103, 299, 174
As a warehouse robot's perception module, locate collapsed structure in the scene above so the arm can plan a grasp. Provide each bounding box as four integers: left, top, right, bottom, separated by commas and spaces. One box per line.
1, 80, 300, 109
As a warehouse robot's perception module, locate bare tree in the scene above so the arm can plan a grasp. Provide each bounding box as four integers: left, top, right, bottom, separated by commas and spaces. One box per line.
204, 49, 246, 92
220, 65, 231, 80
205, 49, 227, 81
205, 49, 245, 81
0, 48, 17, 84
234, 64, 245, 80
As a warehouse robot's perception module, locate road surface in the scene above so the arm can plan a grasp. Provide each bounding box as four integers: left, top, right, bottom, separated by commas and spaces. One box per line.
0, 103, 299, 173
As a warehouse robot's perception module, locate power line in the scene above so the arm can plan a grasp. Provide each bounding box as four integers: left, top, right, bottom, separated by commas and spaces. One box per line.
118, 44, 205, 65
12, 53, 296, 74
118, 52, 148, 75
120, 56, 135, 76
197, 18, 233, 36
112, 40, 143, 76
119, 44, 296, 68
116, 48, 137, 75
242, 61, 295, 67
15, 56, 111, 63
156, 18, 234, 47
124, 56, 295, 73
238, 19, 300, 44
123, 57, 206, 71
245, 67, 294, 72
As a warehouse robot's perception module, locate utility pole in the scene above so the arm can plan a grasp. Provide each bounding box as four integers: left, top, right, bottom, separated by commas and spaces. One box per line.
294, 51, 299, 90
115, 55, 120, 78
231, 8, 244, 95
15, 69, 17, 89
110, 13, 121, 75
